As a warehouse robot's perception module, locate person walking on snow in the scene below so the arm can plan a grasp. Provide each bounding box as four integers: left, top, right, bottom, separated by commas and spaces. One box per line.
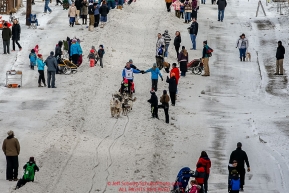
174, 31, 181, 58
184, 0, 192, 23
147, 90, 159, 119
44, 0, 52, 13
99, 0, 110, 27
2, 130, 20, 181
178, 46, 188, 77
11, 19, 22, 51
229, 142, 250, 192
158, 90, 170, 123
166, 73, 177, 106
165, 0, 173, 12
2, 23, 11, 54
37, 54, 47, 87
196, 151, 211, 193
275, 41, 285, 75
188, 18, 198, 50
144, 63, 163, 92
217, 0, 227, 22
163, 30, 171, 57
45, 51, 58, 88
236, 33, 249, 62
202, 40, 211, 76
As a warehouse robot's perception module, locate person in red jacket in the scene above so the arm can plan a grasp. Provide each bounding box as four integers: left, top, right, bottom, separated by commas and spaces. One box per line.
170, 63, 180, 99
196, 151, 211, 193
195, 163, 205, 193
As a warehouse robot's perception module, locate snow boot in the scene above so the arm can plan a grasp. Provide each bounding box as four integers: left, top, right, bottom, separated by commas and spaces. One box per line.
38, 83, 43, 87
243, 57, 245, 61
240, 57, 242, 61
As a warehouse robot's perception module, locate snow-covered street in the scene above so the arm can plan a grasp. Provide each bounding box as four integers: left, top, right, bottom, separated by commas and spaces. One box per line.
0, 0, 289, 192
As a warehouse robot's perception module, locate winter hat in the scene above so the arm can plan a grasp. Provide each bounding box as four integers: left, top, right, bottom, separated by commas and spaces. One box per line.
172, 63, 177, 67
129, 59, 133, 63
278, 41, 282, 44
163, 90, 167, 95
165, 30, 168, 33
91, 46, 95, 49
90, 49, 94, 53
153, 63, 157, 67
58, 41, 63, 47
99, 45, 104, 48
7, 130, 14, 136
4, 22, 7, 27
89, 0, 93, 3
31, 49, 35, 53
237, 142, 242, 147
203, 40, 207, 44
35, 45, 39, 48
171, 72, 175, 77
72, 39, 77, 43
150, 89, 155, 94
50, 51, 54, 56
29, 157, 35, 162
182, 46, 185, 49
37, 54, 42, 58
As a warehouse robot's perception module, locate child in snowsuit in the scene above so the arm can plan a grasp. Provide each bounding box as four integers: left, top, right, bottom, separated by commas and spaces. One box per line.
229, 170, 240, 193
29, 49, 37, 70
15, 157, 39, 190
189, 180, 201, 193
88, 49, 95, 67
97, 44, 105, 68
147, 90, 159, 119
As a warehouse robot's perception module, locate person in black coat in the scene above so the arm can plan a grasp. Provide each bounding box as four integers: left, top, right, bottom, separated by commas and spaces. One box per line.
11, 19, 22, 51
74, 0, 82, 24
217, 0, 227, 22
55, 41, 63, 74
166, 74, 177, 106
174, 31, 181, 58
275, 41, 285, 75
229, 142, 250, 191
188, 18, 198, 50
99, 1, 109, 27
147, 90, 159, 119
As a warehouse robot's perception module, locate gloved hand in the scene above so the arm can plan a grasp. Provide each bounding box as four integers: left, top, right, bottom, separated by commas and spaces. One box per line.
161, 77, 163, 81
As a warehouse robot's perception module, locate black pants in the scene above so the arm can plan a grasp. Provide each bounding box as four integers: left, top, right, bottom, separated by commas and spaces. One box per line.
38, 70, 46, 84
180, 11, 184, 18
47, 71, 56, 88
152, 79, 158, 91
166, 2, 172, 12
128, 0, 133, 4
204, 173, 209, 192
16, 179, 29, 189
237, 168, 245, 188
72, 54, 79, 65
151, 105, 158, 118
81, 15, 87, 24
169, 91, 176, 105
6, 156, 19, 180
94, 14, 100, 27
56, 0, 63, 5
158, 104, 169, 123
191, 10, 197, 20
12, 40, 22, 50
175, 46, 180, 58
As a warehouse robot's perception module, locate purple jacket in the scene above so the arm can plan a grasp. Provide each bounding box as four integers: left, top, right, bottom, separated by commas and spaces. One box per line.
178, 51, 188, 62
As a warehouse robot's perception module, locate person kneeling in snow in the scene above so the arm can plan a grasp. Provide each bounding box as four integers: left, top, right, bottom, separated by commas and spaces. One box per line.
147, 90, 159, 119
15, 157, 39, 190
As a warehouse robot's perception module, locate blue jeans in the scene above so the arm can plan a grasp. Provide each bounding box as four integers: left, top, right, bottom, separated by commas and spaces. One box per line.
218, 9, 224, 21
107, 1, 116, 9
201, 0, 206, 3
190, 34, 196, 50
44, 1, 52, 12
239, 48, 246, 58
118, 0, 123, 5
185, 12, 191, 21
164, 44, 169, 57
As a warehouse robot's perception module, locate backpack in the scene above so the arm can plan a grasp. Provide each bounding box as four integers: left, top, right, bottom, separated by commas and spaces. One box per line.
23, 163, 35, 181
206, 46, 213, 57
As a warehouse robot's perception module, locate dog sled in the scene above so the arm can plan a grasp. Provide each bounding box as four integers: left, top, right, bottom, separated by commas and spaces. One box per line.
119, 78, 135, 97
171, 167, 194, 193
110, 92, 136, 118
58, 58, 78, 75
187, 59, 203, 75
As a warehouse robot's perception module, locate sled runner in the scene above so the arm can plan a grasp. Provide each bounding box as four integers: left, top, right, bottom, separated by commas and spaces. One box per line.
58, 58, 78, 75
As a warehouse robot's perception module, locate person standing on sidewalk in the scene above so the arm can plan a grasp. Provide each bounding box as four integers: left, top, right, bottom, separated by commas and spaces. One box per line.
202, 40, 211, 76
163, 30, 171, 58
275, 41, 285, 75
236, 33, 249, 62
229, 142, 250, 192
188, 18, 198, 50
45, 51, 58, 88
2, 23, 12, 54
165, 0, 172, 12
44, 0, 52, 13
11, 19, 22, 51
174, 31, 181, 58
2, 130, 20, 181
217, 0, 227, 22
